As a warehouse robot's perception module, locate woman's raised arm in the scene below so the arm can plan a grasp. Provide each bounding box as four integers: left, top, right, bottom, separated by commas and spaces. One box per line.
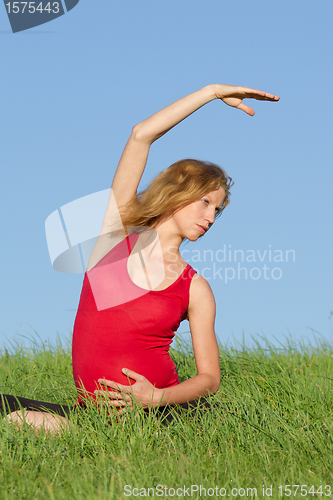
105, 84, 279, 225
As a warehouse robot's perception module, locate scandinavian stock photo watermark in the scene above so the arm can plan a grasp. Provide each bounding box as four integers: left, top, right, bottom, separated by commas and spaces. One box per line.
45, 187, 295, 310
179, 245, 295, 284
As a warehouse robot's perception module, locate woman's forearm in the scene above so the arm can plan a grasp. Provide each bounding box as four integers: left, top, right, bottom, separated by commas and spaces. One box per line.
96, 369, 220, 410
132, 83, 279, 146
133, 85, 218, 145
153, 372, 220, 407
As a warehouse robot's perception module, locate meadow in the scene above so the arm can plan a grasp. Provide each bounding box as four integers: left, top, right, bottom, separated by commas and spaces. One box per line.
0, 333, 333, 499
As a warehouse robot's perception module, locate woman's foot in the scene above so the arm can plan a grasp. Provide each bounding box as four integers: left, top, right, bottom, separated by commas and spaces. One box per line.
4, 410, 69, 434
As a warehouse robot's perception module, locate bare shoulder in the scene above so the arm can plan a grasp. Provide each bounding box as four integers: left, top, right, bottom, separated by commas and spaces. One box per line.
188, 273, 216, 312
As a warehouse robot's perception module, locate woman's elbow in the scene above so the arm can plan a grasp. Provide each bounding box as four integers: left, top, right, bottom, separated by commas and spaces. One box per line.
131, 123, 141, 139
131, 123, 150, 143
211, 377, 221, 395
205, 373, 220, 395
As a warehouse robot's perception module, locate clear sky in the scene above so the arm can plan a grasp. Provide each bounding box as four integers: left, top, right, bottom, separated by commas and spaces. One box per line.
1, 0, 333, 350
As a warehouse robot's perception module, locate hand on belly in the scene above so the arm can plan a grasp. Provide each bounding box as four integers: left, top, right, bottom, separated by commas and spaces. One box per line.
94, 367, 164, 410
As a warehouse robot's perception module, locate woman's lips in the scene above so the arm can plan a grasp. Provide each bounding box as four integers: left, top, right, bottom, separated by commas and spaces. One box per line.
197, 224, 207, 234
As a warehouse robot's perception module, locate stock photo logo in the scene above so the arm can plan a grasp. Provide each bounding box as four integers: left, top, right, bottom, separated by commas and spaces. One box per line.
3, 0, 80, 33
45, 189, 165, 310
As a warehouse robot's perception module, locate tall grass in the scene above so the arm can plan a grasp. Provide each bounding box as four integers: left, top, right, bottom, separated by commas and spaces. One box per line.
1, 333, 333, 499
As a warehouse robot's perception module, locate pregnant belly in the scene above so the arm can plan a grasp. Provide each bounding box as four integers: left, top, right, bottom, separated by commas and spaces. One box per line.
72, 338, 179, 401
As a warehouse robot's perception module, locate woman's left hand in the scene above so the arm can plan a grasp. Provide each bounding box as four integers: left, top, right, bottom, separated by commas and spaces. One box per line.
213, 84, 280, 116
94, 368, 164, 411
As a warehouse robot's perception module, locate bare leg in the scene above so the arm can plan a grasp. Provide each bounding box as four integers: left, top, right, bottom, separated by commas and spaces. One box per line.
4, 410, 69, 435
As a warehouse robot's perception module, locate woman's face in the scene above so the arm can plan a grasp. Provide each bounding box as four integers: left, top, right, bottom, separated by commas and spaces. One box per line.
171, 187, 226, 241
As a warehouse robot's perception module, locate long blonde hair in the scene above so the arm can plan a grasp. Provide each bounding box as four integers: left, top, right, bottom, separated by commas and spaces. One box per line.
119, 159, 233, 229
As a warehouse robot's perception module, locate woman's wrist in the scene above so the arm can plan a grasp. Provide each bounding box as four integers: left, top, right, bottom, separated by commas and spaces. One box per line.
207, 84, 221, 101
152, 387, 166, 407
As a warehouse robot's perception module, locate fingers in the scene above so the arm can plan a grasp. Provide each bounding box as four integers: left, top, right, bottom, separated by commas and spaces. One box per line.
94, 388, 131, 400
97, 378, 129, 392
94, 377, 133, 406
249, 92, 280, 101
97, 370, 146, 388
95, 389, 131, 401
121, 368, 145, 381
236, 102, 255, 116
222, 91, 279, 116
94, 390, 132, 407
240, 87, 280, 101
216, 84, 280, 104
262, 92, 280, 101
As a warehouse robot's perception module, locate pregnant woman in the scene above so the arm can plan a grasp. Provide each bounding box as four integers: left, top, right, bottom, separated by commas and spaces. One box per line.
1, 84, 279, 432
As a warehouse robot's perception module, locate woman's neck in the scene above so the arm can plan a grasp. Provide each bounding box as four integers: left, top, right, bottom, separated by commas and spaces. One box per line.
154, 219, 183, 263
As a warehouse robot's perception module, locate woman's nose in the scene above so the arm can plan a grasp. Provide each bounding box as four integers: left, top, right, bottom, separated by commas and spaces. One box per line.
205, 209, 216, 224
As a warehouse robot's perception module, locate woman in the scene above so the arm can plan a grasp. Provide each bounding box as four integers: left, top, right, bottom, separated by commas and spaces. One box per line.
2, 84, 279, 432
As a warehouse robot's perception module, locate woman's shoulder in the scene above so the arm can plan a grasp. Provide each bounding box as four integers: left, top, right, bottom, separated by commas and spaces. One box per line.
188, 272, 215, 307
189, 271, 213, 290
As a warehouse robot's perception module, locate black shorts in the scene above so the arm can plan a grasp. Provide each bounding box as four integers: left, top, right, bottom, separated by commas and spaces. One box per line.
0, 393, 217, 424
0, 394, 73, 418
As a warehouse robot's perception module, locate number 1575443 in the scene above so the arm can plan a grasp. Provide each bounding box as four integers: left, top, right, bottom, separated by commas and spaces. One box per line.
278, 485, 331, 496
5, 2, 60, 14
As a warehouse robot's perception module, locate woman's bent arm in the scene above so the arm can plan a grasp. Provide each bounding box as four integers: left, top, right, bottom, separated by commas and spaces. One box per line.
107, 84, 279, 219
95, 275, 221, 408
153, 273, 221, 406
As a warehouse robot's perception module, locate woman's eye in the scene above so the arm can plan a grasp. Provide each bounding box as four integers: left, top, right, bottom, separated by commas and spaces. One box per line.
203, 199, 209, 205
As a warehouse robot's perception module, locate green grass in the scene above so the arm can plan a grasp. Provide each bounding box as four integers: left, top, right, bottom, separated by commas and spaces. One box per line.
1, 334, 333, 499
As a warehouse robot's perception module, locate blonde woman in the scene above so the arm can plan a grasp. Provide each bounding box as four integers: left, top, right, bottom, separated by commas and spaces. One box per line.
2, 84, 279, 431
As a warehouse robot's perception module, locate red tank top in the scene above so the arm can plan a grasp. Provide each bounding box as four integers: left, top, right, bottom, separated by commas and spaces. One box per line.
72, 232, 197, 401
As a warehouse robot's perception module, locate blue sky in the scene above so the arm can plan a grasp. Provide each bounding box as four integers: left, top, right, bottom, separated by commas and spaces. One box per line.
1, 0, 333, 349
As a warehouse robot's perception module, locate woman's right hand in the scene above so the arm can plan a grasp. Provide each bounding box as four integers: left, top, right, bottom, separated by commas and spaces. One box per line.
212, 84, 280, 116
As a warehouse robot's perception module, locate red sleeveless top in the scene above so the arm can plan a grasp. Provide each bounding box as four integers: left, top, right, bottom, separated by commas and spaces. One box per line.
72, 232, 197, 401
